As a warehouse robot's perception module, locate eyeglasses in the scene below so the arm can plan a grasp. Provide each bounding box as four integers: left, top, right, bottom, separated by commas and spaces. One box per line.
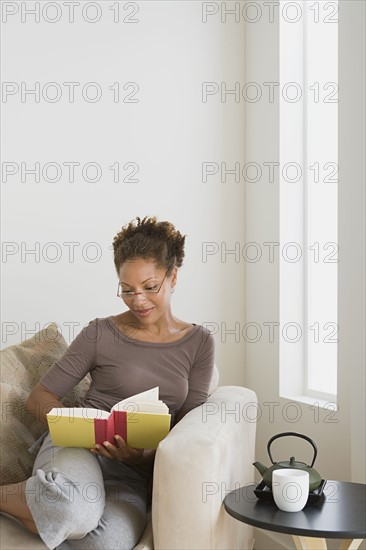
117, 271, 169, 299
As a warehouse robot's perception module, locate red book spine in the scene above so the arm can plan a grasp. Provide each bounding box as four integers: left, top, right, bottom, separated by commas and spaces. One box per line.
105, 415, 116, 444
94, 418, 106, 445
112, 410, 127, 443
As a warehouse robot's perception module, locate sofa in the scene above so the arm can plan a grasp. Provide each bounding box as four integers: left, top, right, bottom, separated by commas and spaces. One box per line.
0, 322, 257, 549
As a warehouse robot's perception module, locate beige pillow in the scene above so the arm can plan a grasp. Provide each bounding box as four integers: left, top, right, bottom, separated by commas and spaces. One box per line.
0, 323, 90, 484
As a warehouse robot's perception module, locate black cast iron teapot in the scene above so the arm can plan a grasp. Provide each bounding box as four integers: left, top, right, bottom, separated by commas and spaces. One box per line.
253, 432, 323, 492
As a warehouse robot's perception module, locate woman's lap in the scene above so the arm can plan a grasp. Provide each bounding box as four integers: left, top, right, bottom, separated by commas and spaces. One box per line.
25, 433, 149, 550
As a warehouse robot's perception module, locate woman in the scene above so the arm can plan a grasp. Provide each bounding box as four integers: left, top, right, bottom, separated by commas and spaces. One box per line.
0, 216, 215, 550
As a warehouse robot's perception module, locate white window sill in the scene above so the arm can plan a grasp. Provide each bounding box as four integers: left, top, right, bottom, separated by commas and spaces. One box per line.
281, 394, 338, 410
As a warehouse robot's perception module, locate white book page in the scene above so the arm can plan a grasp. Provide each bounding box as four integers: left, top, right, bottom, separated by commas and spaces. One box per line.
47, 407, 110, 420
111, 387, 160, 412
113, 402, 169, 414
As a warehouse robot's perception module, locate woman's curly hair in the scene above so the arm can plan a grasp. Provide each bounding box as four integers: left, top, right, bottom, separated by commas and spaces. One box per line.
112, 216, 186, 275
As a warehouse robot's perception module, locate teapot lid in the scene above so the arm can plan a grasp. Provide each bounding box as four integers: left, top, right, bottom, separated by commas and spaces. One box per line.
277, 457, 309, 469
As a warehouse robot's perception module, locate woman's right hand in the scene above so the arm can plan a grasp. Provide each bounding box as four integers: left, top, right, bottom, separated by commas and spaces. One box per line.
90, 435, 144, 463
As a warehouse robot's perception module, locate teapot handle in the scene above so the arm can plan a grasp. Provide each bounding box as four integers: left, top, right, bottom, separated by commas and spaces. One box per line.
267, 432, 318, 467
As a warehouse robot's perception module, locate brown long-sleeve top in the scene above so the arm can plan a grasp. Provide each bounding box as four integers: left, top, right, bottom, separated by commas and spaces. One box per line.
39, 316, 215, 427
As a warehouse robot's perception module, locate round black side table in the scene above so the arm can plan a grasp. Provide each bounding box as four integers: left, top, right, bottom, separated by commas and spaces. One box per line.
224, 480, 366, 550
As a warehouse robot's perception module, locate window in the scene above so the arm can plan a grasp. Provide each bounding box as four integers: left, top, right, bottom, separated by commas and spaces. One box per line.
280, 0, 338, 404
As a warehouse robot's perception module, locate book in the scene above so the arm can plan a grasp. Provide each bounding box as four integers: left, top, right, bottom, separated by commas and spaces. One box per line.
47, 387, 171, 449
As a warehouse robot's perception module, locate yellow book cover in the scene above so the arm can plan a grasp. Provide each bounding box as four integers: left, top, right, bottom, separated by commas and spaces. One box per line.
47, 387, 171, 449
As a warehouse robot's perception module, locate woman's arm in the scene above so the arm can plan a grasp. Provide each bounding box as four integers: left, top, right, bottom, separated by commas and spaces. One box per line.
26, 382, 65, 424
26, 319, 98, 424
175, 330, 215, 424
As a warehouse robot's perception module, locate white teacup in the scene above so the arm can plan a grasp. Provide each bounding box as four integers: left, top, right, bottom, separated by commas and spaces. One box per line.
272, 469, 309, 512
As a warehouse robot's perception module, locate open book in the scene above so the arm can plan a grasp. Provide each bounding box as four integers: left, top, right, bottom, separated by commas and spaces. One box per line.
47, 387, 171, 449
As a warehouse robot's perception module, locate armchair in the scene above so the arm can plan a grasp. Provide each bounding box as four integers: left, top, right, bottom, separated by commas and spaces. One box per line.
0, 323, 257, 550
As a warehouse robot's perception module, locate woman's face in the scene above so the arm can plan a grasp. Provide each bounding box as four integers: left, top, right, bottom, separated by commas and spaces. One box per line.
118, 258, 177, 324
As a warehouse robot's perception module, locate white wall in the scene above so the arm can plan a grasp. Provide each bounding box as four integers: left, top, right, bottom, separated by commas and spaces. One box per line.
1, 1, 246, 385
338, 0, 366, 486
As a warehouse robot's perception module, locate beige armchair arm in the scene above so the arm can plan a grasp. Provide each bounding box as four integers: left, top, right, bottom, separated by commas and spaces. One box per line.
152, 385, 258, 550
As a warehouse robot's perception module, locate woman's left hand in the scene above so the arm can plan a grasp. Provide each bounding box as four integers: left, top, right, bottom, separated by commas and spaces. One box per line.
90, 434, 144, 463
